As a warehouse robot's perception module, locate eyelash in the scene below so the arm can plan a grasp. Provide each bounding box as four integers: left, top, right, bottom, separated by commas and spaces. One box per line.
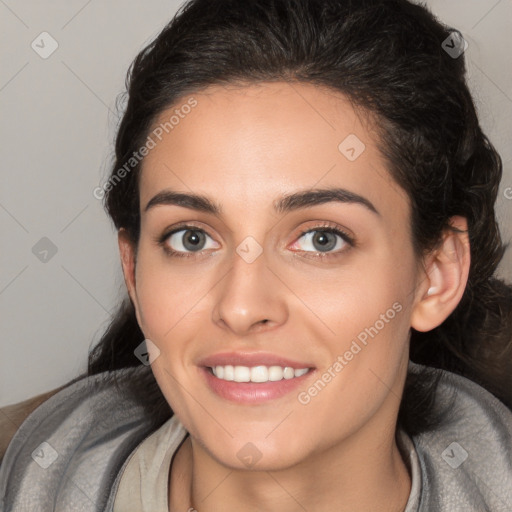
156, 222, 355, 260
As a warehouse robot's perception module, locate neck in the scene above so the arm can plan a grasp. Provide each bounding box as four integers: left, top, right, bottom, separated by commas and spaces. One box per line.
169, 416, 412, 512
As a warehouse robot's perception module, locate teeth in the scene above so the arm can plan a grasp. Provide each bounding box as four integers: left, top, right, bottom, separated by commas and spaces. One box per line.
211, 365, 309, 383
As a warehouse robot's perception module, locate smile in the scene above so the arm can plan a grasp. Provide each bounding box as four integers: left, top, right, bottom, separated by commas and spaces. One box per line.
209, 365, 310, 383
201, 365, 315, 404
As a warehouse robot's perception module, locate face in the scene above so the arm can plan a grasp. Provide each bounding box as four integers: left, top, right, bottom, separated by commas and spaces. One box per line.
122, 81, 428, 471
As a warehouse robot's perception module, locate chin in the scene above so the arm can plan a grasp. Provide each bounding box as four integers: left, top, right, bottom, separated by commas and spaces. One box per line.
203, 436, 309, 472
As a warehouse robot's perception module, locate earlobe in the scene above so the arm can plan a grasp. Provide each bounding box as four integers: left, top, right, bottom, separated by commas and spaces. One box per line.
410, 216, 471, 332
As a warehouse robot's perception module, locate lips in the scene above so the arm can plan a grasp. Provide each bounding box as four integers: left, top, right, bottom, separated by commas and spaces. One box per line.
196, 351, 316, 404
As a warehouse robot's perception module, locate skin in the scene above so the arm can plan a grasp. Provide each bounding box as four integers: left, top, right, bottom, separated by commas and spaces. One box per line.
118, 81, 470, 512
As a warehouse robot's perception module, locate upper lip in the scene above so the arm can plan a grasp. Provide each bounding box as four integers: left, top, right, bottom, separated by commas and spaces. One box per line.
198, 351, 314, 369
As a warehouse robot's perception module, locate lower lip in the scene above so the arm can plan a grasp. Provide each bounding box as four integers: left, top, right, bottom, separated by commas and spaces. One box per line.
200, 367, 314, 404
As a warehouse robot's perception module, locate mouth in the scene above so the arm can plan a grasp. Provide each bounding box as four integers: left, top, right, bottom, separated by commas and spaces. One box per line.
207, 364, 310, 382
197, 353, 316, 404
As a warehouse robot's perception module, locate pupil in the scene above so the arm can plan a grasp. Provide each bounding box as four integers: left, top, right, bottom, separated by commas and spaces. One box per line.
314, 231, 336, 252
184, 230, 204, 251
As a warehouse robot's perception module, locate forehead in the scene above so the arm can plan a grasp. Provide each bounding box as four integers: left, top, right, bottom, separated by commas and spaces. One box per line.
138, 81, 409, 220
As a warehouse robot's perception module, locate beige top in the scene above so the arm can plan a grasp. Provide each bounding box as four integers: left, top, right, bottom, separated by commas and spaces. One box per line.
113, 415, 188, 512
113, 415, 421, 511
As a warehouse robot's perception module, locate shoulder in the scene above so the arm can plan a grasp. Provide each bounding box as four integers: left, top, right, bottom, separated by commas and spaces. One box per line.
408, 361, 512, 512
0, 386, 67, 464
0, 365, 158, 512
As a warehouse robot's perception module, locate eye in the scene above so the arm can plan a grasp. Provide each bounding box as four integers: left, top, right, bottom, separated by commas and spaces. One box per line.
156, 222, 354, 259
158, 226, 219, 258
290, 225, 354, 257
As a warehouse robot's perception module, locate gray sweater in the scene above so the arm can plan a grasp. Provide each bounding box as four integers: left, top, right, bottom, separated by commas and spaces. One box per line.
1, 361, 511, 511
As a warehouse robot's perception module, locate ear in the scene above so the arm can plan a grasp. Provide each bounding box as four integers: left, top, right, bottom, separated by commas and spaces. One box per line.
118, 228, 140, 318
410, 216, 471, 332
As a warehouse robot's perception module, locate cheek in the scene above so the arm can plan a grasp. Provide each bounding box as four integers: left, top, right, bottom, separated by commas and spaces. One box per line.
132, 256, 169, 338
295, 251, 413, 338
307, 248, 416, 377
133, 245, 206, 339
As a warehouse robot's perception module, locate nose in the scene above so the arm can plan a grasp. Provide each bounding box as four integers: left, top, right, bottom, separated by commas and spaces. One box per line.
211, 245, 288, 336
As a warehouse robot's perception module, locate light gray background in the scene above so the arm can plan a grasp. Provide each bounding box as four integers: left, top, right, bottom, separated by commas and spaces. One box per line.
1, 0, 511, 407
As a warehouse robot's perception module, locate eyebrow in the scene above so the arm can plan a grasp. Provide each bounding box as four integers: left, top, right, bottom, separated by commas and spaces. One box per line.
144, 187, 380, 216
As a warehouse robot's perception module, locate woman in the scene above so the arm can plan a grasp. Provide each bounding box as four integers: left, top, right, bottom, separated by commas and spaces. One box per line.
1, 0, 511, 510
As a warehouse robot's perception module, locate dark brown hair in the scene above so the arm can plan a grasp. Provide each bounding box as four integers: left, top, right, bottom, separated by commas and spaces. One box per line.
84, 0, 511, 435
